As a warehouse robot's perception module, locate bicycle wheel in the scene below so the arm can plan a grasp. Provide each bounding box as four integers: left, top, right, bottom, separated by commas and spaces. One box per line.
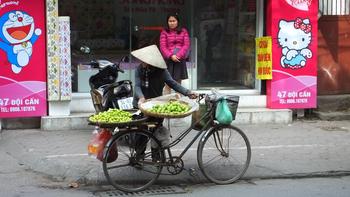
102, 130, 165, 192
197, 124, 251, 184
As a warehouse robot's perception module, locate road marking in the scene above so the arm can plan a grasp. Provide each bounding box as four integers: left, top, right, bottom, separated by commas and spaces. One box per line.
170, 144, 331, 152
251, 144, 329, 149
45, 153, 88, 158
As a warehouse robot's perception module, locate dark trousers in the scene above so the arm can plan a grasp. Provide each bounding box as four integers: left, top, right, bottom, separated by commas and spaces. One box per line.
135, 117, 164, 156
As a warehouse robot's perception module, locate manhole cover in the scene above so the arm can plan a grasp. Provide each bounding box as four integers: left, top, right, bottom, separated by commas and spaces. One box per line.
95, 185, 186, 196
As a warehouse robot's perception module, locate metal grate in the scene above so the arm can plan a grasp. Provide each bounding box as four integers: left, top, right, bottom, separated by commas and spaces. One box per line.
95, 185, 187, 197
319, 0, 350, 15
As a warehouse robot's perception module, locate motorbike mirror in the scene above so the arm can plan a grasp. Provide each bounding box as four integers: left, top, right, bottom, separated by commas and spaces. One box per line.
116, 56, 128, 73
121, 56, 129, 62
118, 68, 125, 73
80, 46, 91, 54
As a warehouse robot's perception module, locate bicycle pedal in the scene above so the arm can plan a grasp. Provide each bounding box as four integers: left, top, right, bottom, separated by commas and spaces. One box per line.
188, 168, 197, 177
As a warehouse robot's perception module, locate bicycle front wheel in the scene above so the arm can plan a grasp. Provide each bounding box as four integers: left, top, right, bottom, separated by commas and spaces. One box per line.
102, 130, 165, 192
197, 124, 251, 184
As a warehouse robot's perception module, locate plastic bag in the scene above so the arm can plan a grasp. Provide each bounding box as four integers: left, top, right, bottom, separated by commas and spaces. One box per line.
87, 127, 117, 163
225, 96, 239, 120
215, 99, 233, 125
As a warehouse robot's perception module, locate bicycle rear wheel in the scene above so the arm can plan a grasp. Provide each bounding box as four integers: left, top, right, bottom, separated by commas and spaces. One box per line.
197, 124, 251, 184
102, 130, 165, 192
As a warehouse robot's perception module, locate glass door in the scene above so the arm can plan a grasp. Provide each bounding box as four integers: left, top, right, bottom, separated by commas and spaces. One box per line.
193, 0, 257, 90
59, 0, 134, 92
128, 1, 194, 88
60, 0, 258, 92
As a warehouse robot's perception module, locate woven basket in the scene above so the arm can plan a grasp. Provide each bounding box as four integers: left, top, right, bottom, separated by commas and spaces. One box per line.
139, 97, 199, 119
88, 116, 148, 128
88, 109, 148, 128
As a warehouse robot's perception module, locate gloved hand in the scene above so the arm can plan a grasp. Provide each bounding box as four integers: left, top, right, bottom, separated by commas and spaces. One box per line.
187, 92, 198, 99
138, 97, 146, 106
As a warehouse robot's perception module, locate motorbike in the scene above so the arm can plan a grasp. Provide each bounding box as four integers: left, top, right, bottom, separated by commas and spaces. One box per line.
80, 46, 133, 113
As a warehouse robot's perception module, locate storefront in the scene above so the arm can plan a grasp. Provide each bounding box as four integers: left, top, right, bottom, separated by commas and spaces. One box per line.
1, 0, 329, 128
0, 0, 270, 130
58, 0, 263, 95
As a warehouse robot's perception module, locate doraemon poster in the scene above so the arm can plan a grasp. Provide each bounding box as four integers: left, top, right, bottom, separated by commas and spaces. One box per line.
0, 0, 47, 118
266, 0, 318, 109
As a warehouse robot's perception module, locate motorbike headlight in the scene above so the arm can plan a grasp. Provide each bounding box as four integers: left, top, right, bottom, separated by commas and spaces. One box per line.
113, 86, 122, 94
125, 84, 132, 91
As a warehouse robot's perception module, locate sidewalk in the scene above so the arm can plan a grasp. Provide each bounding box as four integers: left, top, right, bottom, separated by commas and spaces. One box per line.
0, 119, 350, 186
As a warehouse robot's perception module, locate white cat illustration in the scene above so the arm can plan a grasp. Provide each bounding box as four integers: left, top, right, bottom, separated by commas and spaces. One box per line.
277, 17, 312, 69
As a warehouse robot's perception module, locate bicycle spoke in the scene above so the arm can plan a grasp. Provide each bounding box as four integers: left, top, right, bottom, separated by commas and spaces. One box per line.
202, 154, 223, 167
225, 130, 233, 154
119, 148, 131, 158
107, 163, 130, 170
198, 125, 251, 184
228, 155, 245, 165
206, 136, 222, 154
103, 130, 164, 192
134, 164, 161, 174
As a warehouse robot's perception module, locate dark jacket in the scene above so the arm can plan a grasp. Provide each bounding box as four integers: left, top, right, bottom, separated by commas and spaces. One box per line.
133, 65, 190, 108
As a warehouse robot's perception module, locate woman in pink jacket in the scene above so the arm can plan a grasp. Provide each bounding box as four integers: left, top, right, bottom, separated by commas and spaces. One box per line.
160, 13, 190, 94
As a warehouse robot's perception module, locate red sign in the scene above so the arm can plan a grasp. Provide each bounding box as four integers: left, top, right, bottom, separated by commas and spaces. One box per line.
266, 0, 318, 109
0, 0, 47, 117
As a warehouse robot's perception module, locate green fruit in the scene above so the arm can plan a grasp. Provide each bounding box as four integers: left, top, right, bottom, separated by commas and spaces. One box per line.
149, 101, 190, 115
89, 109, 132, 123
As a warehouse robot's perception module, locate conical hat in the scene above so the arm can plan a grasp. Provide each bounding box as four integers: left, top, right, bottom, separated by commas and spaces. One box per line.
131, 45, 167, 69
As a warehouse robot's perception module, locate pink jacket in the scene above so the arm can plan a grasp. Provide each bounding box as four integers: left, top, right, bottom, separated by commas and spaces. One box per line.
159, 28, 190, 60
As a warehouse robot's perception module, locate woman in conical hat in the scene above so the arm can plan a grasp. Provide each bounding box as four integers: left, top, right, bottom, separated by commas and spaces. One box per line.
131, 45, 196, 158
131, 45, 196, 108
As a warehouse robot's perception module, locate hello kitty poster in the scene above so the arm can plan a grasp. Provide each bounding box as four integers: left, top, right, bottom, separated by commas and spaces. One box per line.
266, 0, 318, 109
278, 17, 313, 69
0, 0, 47, 118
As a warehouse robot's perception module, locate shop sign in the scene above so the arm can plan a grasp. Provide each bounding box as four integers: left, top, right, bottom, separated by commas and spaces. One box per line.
266, 0, 318, 109
255, 36, 272, 80
0, 0, 47, 118
120, 0, 185, 14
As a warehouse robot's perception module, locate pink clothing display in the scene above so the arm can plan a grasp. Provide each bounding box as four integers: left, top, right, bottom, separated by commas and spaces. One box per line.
159, 28, 190, 60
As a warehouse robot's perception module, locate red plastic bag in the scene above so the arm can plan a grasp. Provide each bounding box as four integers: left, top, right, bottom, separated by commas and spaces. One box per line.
88, 127, 118, 163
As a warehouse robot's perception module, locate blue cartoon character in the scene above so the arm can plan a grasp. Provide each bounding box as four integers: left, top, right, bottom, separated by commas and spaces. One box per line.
0, 10, 41, 74
278, 17, 313, 69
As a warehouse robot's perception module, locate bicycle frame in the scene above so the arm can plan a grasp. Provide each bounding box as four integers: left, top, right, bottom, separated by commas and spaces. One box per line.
157, 94, 216, 164
108, 94, 219, 167
101, 92, 249, 193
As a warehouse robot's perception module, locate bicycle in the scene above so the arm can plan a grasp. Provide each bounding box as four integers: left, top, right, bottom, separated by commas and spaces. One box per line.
100, 93, 251, 192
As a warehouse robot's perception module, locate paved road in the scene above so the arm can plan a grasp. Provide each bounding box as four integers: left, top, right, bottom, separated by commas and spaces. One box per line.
0, 119, 350, 195
0, 144, 92, 197
144, 176, 350, 197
